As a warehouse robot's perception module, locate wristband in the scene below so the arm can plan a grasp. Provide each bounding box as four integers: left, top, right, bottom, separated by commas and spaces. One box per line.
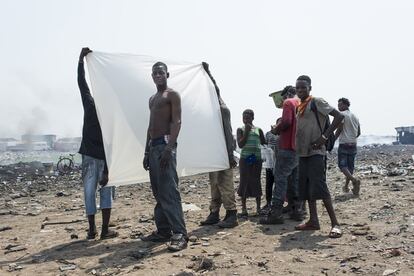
322, 134, 328, 140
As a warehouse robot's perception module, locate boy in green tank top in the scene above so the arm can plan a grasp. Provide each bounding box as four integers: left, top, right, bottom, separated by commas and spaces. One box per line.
236, 109, 266, 216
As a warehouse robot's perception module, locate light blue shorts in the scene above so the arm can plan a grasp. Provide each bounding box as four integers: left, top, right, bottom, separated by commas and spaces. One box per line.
81, 155, 113, 215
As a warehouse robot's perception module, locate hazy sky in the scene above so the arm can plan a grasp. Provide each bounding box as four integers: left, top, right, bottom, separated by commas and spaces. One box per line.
1, 0, 413, 138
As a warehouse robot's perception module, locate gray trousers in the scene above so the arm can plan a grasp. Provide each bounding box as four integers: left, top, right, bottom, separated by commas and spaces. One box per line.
149, 144, 187, 236
272, 149, 299, 208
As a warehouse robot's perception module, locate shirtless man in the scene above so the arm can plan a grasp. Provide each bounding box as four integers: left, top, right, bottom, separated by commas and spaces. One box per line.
142, 62, 187, 251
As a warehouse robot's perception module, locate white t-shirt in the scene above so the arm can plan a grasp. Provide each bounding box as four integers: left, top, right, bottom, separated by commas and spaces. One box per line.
339, 109, 360, 144
261, 146, 275, 169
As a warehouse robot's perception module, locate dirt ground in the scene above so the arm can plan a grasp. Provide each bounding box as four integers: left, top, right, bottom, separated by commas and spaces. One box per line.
1, 145, 414, 276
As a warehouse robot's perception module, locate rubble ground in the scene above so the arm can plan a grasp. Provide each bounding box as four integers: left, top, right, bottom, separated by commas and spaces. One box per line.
1, 145, 414, 275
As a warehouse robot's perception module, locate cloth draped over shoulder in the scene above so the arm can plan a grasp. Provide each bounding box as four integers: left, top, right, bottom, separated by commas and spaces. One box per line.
297, 95, 312, 117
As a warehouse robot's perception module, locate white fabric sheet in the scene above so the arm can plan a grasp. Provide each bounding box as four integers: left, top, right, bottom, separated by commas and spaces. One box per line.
86, 52, 229, 186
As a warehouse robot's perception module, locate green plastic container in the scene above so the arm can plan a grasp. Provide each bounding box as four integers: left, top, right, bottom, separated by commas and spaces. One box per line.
269, 90, 284, 109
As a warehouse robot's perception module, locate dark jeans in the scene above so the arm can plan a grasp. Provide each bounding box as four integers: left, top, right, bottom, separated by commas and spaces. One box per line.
337, 144, 357, 174
149, 143, 187, 236
272, 149, 298, 208
265, 168, 275, 204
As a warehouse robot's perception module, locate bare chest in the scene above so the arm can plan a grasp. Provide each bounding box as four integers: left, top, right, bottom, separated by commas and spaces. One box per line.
150, 94, 171, 112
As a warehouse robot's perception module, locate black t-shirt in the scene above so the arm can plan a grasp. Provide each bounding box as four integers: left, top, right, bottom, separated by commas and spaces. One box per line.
77, 62, 105, 160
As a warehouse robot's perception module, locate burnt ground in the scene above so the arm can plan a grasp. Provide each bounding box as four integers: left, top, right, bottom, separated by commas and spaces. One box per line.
0, 145, 414, 275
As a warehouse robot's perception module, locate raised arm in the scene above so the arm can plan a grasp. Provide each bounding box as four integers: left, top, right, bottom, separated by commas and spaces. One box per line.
237, 126, 250, 148
78, 47, 94, 108
202, 62, 220, 96
202, 62, 236, 166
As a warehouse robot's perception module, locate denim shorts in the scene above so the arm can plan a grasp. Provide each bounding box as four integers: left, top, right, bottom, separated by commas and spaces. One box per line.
337, 144, 357, 174
82, 155, 113, 215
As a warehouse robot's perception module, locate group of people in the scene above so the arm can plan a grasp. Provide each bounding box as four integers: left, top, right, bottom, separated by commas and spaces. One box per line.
77, 48, 361, 252
236, 78, 361, 241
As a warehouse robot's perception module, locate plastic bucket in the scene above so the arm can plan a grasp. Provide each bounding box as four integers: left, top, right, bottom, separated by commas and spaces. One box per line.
269, 90, 284, 109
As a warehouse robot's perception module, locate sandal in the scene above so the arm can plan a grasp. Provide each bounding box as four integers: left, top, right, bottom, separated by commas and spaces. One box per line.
295, 222, 320, 231
342, 185, 350, 193
352, 180, 361, 196
329, 225, 342, 238
100, 229, 119, 240
87, 229, 97, 240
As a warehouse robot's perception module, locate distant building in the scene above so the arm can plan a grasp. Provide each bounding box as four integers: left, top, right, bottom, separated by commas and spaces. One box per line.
21, 134, 56, 149
395, 126, 414, 145
54, 137, 81, 152
8, 141, 48, 151
0, 138, 18, 151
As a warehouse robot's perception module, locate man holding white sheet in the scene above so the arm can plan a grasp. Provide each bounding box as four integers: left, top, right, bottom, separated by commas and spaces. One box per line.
199, 62, 238, 228
78, 47, 117, 240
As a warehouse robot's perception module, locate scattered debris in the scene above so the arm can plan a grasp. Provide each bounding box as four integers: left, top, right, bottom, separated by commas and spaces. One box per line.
388, 248, 401, 257
130, 229, 143, 239
4, 244, 27, 254
182, 203, 201, 212
173, 252, 184, 257
293, 256, 306, 263
41, 219, 85, 229
7, 263, 23, 272
138, 215, 153, 223
192, 257, 214, 272
59, 264, 77, 271
188, 235, 198, 242
382, 269, 398, 276
0, 225, 12, 232
56, 191, 70, 197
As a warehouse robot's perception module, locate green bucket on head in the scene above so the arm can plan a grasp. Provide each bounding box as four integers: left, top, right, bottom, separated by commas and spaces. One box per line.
269, 90, 284, 109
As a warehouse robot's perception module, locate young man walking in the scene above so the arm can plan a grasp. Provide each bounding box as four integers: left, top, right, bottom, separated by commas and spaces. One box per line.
142, 62, 188, 251
200, 62, 238, 228
335, 98, 361, 195
78, 47, 117, 240
294, 75, 344, 238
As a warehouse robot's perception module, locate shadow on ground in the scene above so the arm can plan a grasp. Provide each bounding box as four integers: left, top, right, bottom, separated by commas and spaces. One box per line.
0, 222, 231, 273
257, 218, 332, 251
